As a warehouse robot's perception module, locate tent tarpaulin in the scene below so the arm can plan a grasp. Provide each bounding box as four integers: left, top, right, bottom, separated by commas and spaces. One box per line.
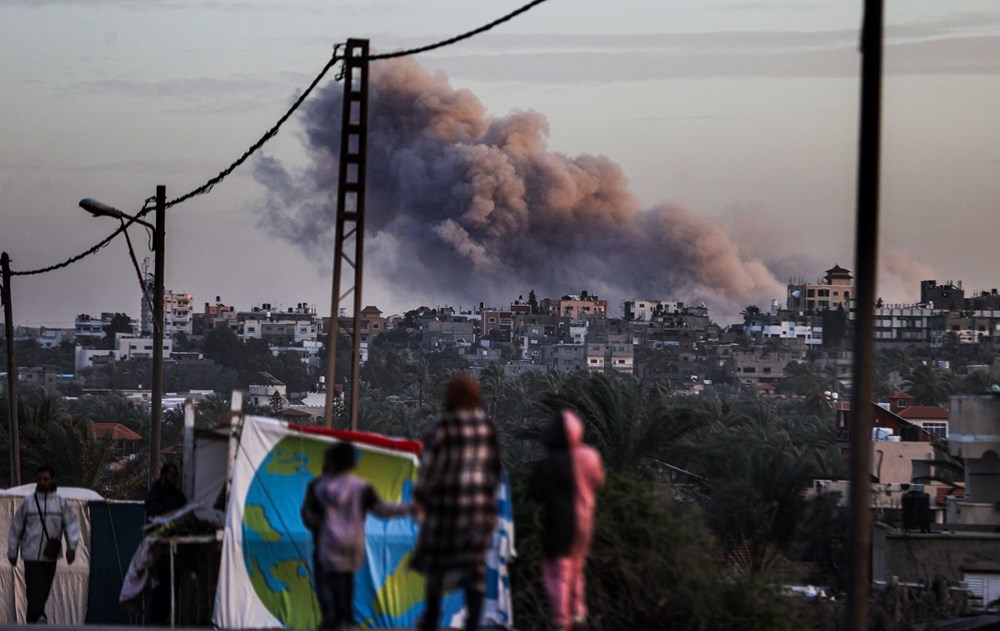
0, 492, 93, 624
213, 416, 514, 629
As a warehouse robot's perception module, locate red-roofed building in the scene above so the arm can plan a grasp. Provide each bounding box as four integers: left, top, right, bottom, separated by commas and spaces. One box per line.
92, 422, 143, 457
888, 392, 949, 439
836, 401, 934, 442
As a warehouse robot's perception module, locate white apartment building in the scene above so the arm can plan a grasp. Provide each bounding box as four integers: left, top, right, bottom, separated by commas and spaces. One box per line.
624, 300, 682, 322
115, 334, 174, 362
74, 313, 113, 342
140, 277, 193, 337
748, 321, 824, 345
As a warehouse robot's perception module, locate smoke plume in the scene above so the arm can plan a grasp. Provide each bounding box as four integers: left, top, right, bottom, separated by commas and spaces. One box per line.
880, 248, 936, 304
255, 57, 784, 315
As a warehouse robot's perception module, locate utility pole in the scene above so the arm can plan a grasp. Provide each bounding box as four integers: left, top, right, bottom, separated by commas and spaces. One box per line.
1, 252, 22, 486
845, 1, 883, 629
150, 185, 166, 488
324, 39, 370, 430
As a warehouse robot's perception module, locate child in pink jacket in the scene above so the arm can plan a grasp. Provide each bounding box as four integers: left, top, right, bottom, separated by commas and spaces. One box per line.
533, 409, 605, 630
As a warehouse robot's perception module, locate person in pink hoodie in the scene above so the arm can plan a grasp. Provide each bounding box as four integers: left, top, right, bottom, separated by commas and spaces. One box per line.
532, 409, 605, 631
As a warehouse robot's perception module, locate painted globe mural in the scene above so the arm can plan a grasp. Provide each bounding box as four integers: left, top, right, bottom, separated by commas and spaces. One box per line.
240, 436, 427, 628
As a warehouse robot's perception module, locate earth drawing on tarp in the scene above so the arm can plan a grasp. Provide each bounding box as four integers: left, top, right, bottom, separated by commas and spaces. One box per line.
240, 435, 425, 628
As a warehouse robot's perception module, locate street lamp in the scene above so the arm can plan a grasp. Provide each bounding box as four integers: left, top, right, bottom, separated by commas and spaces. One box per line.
80, 186, 166, 489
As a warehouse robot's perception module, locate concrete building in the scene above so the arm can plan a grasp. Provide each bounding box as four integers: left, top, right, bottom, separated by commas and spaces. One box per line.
543, 343, 586, 372
237, 303, 320, 344
586, 335, 633, 374
192, 298, 238, 337
786, 264, 854, 313
729, 350, 799, 386
541, 292, 607, 320
422, 320, 476, 352
327, 305, 386, 346
17, 367, 68, 394
141, 278, 193, 337
887, 391, 950, 439
931, 310, 1000, 347
481, 308, 513, 337
74, 313, 115, 342
848, 303, 938, 345
114, 334, 174, 363
747, 318, 824, 346
920, 279, 965, 311
624, 300, 683, 322
14, 326, 72, 348
947, 396, 1000, 528
247, 372, 287, 409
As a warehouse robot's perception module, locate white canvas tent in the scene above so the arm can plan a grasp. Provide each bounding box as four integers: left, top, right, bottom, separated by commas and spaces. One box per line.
0, 486, 99, 624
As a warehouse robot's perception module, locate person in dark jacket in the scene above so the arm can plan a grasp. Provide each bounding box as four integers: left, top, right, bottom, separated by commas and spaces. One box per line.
144, 462, 187, 625
145, 462, 187, 519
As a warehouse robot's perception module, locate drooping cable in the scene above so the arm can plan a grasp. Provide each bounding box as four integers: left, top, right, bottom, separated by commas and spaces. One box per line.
12, 0, 555, 276
370, 0, 552, 60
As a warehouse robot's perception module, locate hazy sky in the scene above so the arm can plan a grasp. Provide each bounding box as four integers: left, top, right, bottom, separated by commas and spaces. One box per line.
2, 0, 999, 327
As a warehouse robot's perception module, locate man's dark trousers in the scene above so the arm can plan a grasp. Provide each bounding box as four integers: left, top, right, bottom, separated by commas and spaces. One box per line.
24, 560, 57, 623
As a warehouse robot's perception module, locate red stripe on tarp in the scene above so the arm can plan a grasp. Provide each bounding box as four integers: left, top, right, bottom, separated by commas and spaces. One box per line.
287, 423, 423, 456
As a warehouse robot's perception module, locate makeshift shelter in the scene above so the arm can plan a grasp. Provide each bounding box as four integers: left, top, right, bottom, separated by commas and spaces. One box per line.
213, 415, 514, 629
0, 485, 101, 624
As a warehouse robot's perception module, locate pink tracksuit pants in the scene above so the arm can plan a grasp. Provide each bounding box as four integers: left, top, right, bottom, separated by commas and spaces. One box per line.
542, 555, 587, 629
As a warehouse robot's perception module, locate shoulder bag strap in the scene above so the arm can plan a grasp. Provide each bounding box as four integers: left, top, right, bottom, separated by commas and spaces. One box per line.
20, 498, 29, 539
33, 493, 51, 543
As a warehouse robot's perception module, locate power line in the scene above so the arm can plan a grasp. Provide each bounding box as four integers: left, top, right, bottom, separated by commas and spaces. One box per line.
11, 0, 554, 277
164, 47, 344, 210
370, 0, 552, 60
10, 206, 152, 277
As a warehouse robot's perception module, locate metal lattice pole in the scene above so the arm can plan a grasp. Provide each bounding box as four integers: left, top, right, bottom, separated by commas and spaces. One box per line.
324, 39, 370, 430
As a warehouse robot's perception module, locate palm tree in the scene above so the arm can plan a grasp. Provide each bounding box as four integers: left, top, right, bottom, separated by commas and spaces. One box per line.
535, 373, 704, 474
740, 305, 762, 321
403, 357, 432, 411
480, 365, 508, 419
959, 371, 999, 395
879, 347, 917, 380
635, 347, 680, 383
781, 361, 834, 417
904, 363, 955, 406
688, 401, 840, 574
1, 393, 115, 490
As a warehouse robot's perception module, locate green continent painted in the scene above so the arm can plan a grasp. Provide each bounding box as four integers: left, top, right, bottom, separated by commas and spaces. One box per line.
245, 505, 282, 542
243, 435, 420, 628
372, 552, 425, 619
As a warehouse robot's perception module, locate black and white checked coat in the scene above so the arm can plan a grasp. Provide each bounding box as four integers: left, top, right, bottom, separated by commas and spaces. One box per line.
411, 408, 502, 590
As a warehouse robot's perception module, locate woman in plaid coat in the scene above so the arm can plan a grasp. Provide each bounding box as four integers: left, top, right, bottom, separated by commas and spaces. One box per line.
412, 374, 502, 631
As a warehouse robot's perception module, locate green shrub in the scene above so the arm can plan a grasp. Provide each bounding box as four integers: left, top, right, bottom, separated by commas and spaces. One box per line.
510, 472, 798, 630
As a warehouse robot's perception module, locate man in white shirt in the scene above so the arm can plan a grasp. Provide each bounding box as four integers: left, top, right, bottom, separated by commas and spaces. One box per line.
7, 465, 81, 624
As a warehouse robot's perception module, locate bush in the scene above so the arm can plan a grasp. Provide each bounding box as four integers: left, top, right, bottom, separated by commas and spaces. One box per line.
510, 472, 798, 630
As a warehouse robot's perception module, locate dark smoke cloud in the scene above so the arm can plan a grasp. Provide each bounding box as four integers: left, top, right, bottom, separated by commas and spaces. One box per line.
254, 57, 784, 316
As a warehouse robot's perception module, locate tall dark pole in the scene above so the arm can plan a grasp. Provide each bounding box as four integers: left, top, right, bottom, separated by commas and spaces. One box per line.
150, 185, 166, 488
846, 2, 883, 629
325, 39, 369, 430
1, 252, 22, 486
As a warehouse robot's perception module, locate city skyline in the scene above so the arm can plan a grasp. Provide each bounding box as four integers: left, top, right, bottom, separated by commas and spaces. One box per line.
2, 0, 999, 326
